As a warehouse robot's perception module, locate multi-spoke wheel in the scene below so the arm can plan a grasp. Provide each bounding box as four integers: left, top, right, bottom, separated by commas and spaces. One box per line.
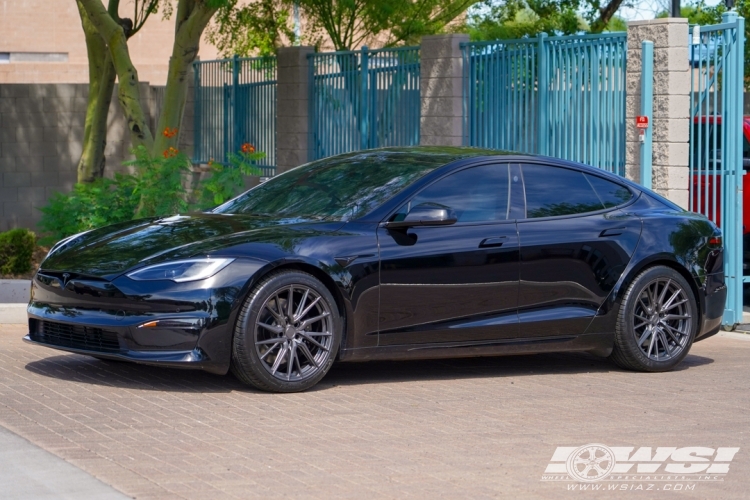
610, 266, 698, 372
231, 271, 342, 392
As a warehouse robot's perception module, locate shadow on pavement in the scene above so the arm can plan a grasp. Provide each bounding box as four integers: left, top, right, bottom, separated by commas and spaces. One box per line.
24, 349, 714, 393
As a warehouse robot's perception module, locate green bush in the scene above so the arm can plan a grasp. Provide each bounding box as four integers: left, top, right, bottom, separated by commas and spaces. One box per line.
0, 228, 36, 275
196, 150, 263, 210
38, 145, 265, 245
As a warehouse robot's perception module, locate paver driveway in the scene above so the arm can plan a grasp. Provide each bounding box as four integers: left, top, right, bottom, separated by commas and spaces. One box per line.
0, 324, 749, 499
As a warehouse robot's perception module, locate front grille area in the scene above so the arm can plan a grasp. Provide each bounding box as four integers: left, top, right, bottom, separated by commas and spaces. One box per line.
30, 320, 121, 353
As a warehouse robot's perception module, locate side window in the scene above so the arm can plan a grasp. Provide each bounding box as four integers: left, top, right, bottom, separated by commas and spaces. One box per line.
585, 174, 633, 208
394, 164, 510, 223
522, 164, 604, 218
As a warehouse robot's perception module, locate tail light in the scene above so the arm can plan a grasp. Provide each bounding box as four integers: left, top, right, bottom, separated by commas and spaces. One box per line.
708, 235, 722, 248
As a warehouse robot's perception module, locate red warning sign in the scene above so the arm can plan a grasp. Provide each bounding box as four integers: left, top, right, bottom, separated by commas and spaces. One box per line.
636, 116, 649, 129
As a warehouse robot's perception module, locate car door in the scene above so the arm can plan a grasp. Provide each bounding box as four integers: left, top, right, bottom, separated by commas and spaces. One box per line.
377, 163, 521, 346
516, 163, 641, 337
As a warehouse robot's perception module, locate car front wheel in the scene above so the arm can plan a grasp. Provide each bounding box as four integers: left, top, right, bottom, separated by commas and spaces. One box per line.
610, 266, 698, 372
231, 270, 342, 392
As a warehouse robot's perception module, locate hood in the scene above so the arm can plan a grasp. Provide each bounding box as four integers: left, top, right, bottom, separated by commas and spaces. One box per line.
40, 213, 341, 279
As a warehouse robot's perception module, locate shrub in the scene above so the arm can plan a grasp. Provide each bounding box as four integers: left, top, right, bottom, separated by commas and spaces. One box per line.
0, 228, 36, 275
38, 174, 138, 245
38, 144, 265, 245
196, 146, 264, 210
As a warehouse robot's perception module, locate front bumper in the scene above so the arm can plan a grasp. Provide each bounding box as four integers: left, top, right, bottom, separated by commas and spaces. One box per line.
25, 259, 267, 374
26, 308, 229, 374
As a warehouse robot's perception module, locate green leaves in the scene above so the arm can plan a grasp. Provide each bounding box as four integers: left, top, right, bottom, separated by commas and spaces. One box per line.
39, 146, 266, 245
206, 0, 296, 57
0, 229, 37, 275
196, 150, 266, 210
207, 0, 476, 54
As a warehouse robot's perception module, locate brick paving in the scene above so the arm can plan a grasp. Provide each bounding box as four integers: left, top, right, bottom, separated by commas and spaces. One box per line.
0, 324, 749, 499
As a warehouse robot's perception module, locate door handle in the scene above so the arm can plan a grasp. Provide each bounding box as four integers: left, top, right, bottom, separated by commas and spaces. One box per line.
599, 227, 626, 237
479, 236, 507, 248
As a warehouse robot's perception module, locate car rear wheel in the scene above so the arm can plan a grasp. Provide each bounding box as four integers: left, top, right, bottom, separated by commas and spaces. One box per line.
610, 266, 698, 372
231, 270, 342, 392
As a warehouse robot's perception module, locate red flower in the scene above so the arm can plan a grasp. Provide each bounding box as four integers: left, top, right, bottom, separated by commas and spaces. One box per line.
241, 143, 255, 154
162, 127, 178, 138
162, 146, 179, 158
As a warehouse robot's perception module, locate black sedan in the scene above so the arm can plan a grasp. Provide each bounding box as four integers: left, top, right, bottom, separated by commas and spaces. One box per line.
26, 147, 726, 392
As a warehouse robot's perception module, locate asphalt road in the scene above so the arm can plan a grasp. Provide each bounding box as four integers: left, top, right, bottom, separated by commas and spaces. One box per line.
0, 324, 749, 499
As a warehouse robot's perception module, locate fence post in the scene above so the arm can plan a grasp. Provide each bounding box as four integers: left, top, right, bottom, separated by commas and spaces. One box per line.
722, 10, 744, 326
276, 46, 314, 173
537, 33, 548, 156
419, 34, 468, 146
232, 54, 240, 154
360, 46, 369, 150
193, 60, 201, 163
639, 41, 654, 189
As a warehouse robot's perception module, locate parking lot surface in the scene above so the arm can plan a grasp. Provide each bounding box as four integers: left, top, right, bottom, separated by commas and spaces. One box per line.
0, 325, 749, 499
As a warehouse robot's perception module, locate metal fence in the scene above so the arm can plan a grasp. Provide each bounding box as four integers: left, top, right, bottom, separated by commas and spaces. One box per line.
193, 56, 276, 177
308, 46, 420, 161
462, 32, 627, 175
688, 14, 746, 326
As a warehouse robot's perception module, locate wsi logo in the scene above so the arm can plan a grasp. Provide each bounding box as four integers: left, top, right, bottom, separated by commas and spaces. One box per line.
542, 444, 740, 483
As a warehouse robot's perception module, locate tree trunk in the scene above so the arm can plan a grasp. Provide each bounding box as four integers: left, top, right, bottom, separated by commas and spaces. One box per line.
76, 1, 117, 183
78, 0, 155, 152
153, 4, 216, 156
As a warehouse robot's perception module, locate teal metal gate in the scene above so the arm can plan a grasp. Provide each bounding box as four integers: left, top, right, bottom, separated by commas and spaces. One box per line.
193, 56, 277, 177
689, 12, 746, 326
462, 32, 627, 174
308, 46, 420, 161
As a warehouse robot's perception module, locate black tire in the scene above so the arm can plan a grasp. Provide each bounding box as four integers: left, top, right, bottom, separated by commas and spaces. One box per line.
609, 265, 698, 372
230, 270, 342, 392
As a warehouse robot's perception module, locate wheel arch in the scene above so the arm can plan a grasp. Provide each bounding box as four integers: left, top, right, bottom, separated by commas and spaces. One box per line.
231, 260, 350, 354
613, 255, 703, 326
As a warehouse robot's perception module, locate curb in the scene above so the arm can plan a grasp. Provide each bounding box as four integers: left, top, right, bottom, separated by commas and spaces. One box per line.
0, 304, 26, 325
0, 280, 30, 303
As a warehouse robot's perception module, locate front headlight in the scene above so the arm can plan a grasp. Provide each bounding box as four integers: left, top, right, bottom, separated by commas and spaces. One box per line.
126, 258, 235, 282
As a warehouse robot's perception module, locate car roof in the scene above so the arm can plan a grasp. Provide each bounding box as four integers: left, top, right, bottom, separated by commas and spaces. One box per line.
326, 146, 529, 165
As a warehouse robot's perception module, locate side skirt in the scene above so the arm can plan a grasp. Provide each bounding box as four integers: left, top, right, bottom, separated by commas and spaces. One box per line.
338, 332, 615, 362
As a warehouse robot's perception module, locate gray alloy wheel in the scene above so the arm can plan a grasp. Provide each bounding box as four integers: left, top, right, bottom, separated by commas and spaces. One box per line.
610, 266, 698, 372
231, 270, 342, 392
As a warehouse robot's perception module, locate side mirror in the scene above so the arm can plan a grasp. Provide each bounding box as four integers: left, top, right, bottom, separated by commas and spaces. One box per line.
386, 203, 458, 229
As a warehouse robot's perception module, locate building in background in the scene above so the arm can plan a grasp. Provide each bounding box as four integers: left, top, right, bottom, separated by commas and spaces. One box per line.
0, 0, 219, 84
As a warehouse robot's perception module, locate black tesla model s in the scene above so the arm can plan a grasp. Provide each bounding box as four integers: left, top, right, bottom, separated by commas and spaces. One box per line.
26, 147, 726, 392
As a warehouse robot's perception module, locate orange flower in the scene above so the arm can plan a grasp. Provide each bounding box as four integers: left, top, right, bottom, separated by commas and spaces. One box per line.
162, 127, 178, 138
241, 143, 255, 154
208, 158, 214, 166
162, 146, 179, 158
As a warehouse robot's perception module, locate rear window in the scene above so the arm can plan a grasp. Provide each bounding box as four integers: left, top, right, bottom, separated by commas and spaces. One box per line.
522, 164, 605, 218
585, 174, 633, 208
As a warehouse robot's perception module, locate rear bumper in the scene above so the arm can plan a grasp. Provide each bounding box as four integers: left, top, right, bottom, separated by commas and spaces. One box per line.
696, 271, 726, 341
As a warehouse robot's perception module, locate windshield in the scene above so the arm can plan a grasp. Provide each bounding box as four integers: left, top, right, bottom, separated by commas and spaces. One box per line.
213, 149, 472, 220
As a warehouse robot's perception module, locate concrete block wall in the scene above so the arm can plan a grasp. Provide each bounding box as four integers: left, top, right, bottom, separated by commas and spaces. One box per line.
0, 82, 165, 232
276, 46, 314, 174
625, 18, 691, 208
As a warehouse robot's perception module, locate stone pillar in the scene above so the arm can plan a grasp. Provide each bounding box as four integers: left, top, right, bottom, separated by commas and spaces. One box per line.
420, 34, 467, 146
276, 46, 314, 173
626, 18, 691, 208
